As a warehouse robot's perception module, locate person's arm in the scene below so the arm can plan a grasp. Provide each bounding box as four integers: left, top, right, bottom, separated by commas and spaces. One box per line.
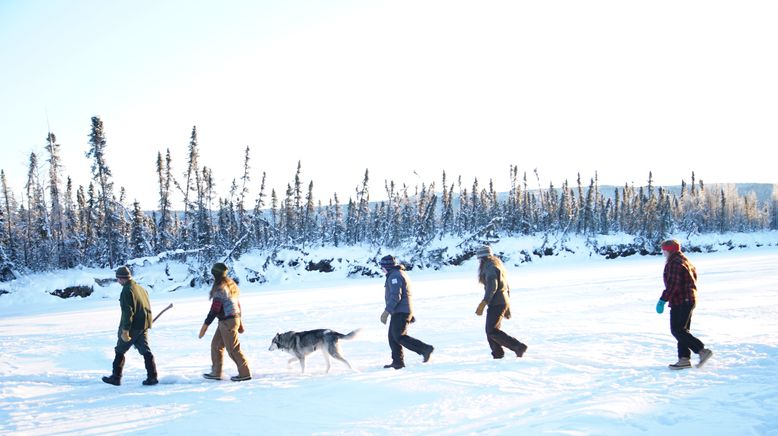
661, 261, 681, 302
384, 274, 403, 313
119, 288, 135, 331
482, 269, 498, 304
199, 298, 223, 338
204, 298, 223, 326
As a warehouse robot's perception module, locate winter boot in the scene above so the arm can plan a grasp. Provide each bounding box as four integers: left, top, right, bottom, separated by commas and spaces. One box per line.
203, 373, 222, 380
230, 374, 252, 382
697, 348, 713, 368
383, 361, 405, 370
102, 352, 125, 386
422, 346, 434, 363
142, 352, 158, 385
514, 343, 528, 358
669, 357, 692, 370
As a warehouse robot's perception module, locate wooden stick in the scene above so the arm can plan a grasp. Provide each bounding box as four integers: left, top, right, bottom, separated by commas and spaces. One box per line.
152, 303, 174, 323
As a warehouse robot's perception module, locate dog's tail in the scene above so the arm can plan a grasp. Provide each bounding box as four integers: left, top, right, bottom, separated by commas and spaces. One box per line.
340, 328, 361, 340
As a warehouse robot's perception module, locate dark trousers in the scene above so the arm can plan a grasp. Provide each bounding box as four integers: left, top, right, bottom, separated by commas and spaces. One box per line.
485, 304, 524, 358
111, 328, 155, 379
388, 313, 431, 364
114, 328, 151, 355
669, 302, 705, 359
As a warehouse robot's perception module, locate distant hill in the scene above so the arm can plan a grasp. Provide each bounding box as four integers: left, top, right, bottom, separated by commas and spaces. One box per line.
598, 183, 777, 204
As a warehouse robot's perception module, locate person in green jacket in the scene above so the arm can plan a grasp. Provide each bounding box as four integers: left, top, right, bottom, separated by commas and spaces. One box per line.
102, 265, 158, 386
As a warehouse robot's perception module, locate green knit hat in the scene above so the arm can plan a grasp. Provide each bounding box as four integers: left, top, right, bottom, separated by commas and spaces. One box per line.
115, 265, 132, 278
211, 262, 228, 278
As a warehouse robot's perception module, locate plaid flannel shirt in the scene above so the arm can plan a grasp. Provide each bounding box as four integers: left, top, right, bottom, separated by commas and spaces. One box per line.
661, 252, 697, 306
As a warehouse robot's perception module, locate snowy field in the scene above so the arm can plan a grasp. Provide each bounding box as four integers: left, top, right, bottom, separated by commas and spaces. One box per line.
1, 242, 778, 435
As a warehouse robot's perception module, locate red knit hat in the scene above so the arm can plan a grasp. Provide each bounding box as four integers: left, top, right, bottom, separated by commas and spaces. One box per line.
661, 239, 681, 252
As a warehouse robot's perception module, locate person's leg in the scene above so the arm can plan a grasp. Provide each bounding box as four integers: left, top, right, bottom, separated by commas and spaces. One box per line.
209, 324, 226, 376
103, 330, 131, 385
219, 318, 251, 379
670, 303, 703, 359
486, 305, 526, 357
132, 330, 158, 385
386, 314, 406, 368
395, 313, 433, 359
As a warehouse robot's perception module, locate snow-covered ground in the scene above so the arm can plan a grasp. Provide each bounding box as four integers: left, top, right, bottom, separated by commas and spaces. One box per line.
1, 235, 778, 435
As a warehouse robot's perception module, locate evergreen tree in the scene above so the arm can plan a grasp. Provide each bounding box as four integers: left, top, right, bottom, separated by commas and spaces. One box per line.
45, 132, 66, 266
85, 116, 123, 267
303, 181, 316, 246
236, 146, 251, 251
61, 177, 82, 267
130, 200, 150, 258
252, 171, 269, 247
332, 193, 344, 247
155, 150, 175, 252
181, 126, 202, 249
0, 170, 19, 266
355, 169, 370, 243
23, 152, 51, 270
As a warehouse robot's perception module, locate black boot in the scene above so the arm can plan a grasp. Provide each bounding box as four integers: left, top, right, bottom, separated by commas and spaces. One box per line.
383, 361, 405, 370
142, 352, 158, 385
102, 352, 124, 386
422, 346, 434, 363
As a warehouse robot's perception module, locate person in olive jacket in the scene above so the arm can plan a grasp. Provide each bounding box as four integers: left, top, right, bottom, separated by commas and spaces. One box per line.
102, 266, 158, 386
475, 245, 527, 359
379, 255, 434, 369
655, 239, 713, 369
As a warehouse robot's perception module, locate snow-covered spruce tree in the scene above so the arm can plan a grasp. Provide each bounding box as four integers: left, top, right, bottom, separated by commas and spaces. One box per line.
155, 149, 175, 253
231, 146, 253, 255
557, 180, 573, 233
331, 193, 344, 247
85, 116, 124, 267
77, 184, 98, 263
269, 189, 279, 244
0, 170, 20, 267
281, 183, 296, 243
45, 132, 67, 267
0, 194, 9, 276
440, 171, 455, 238
251, 171, 271, 248
302, 181, 316, 247
293, 161, 304, 240
582, 178, 597, 237
60, 177, 82, 267
415, 183, 438, 250
180, 126, 202, 251
543, 181, 558, 233
23, 152, 52, 271
130, 200, 151, 259
772, 191, 778, 230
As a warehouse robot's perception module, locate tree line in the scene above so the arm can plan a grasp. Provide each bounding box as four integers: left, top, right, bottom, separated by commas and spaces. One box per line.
2, 116, 777, 278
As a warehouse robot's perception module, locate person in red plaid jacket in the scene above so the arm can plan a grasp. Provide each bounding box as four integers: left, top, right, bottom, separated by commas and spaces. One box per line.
656, 239, 713, 369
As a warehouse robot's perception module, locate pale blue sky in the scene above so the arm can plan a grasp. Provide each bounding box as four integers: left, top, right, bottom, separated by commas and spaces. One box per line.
1, 0, 776, 209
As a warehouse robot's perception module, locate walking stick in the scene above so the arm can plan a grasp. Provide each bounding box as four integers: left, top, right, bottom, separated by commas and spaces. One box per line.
153, 303, 174, 323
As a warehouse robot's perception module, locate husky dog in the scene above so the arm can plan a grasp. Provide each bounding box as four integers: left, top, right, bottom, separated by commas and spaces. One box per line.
268, 328, 360, 373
